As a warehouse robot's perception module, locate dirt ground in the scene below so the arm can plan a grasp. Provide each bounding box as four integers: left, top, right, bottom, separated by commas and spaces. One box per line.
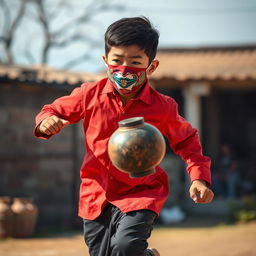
0, 221, 256, 256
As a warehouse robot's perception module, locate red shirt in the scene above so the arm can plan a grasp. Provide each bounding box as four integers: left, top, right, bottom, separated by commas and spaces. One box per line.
35, 78, 211, 220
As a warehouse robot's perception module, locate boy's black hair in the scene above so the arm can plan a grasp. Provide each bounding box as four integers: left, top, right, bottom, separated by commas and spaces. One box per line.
105, 16, 159, 64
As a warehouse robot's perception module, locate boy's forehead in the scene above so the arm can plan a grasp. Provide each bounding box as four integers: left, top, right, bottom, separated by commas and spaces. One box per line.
108, 45, 146, 57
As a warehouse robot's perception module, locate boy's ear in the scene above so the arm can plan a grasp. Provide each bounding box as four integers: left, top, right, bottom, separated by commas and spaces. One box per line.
102, 55, 107, 65
146, 60, 159, 76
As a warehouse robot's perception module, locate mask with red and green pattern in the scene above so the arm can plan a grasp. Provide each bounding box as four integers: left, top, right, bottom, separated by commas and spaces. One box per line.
107, 64, 147, 95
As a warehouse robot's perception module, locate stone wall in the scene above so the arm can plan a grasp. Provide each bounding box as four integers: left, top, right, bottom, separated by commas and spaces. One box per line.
0, 82, 84, 227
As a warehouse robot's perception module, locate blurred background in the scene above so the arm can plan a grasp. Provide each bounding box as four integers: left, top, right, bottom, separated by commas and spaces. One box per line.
0, 0, 256, 247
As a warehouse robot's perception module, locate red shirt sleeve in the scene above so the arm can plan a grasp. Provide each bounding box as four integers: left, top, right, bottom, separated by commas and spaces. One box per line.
163, 97, 212, 186
34, 84, 85, 139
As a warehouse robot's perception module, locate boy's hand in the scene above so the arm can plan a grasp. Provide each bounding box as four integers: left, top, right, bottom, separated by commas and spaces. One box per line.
189, 180, 214, 204
37, 115, 70, 136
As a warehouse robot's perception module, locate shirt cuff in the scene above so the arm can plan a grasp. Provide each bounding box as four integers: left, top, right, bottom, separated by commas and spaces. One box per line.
189, 166, 212, 187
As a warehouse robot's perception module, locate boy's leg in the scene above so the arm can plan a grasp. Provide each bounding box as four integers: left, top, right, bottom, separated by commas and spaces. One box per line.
83, 203, 158, 256
83, 203, 113, 256
110, 209, 157, 256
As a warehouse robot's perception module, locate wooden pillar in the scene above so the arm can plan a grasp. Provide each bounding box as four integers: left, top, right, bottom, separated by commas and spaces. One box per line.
183, 82, 210, 139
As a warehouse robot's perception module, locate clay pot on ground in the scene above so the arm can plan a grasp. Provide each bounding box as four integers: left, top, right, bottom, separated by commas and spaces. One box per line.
11, 197, 38, 238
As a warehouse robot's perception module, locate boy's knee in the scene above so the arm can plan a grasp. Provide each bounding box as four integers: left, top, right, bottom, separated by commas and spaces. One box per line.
111, 235, 147, 255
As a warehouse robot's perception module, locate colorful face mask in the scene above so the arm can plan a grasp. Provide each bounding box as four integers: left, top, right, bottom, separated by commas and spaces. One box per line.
107, 64, 147, 95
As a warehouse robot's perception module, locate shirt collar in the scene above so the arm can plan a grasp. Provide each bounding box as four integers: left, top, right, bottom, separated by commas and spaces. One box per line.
101, 78, 115, 94
102, 78, 152, 105
133, 80, 152, 105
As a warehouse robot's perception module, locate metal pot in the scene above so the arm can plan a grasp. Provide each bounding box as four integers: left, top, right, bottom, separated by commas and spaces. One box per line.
108, 117, 166, 177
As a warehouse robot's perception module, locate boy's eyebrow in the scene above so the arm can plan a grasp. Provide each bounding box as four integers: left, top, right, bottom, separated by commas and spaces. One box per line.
112, 54, 143, 59
129, 55, 143, 59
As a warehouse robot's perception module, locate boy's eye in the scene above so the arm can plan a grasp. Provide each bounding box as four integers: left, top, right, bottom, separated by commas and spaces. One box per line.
112, 59, 121, 63
132, 61, 141, 65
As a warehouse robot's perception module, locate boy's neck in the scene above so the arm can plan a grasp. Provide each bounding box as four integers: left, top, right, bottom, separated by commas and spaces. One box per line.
118, 90, 140, 107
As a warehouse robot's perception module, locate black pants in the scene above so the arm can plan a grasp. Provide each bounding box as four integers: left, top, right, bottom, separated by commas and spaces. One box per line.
83, 203, 157, 256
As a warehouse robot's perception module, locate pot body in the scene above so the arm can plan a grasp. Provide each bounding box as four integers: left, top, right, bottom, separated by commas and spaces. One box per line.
108, 117, 166, 177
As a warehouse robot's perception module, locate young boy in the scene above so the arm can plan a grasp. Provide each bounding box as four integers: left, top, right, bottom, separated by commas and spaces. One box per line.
34, 17, 214, 256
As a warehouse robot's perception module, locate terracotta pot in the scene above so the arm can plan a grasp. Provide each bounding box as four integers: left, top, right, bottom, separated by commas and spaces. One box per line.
11, 198, 38, 238
0, 197, 14, 238
108, 117, 166, 177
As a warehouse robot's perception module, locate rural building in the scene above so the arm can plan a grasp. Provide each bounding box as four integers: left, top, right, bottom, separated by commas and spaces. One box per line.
0, 45, 255, 226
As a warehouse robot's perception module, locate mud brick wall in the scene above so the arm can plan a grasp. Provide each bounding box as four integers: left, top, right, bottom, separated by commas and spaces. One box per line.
0, 82, 84, 227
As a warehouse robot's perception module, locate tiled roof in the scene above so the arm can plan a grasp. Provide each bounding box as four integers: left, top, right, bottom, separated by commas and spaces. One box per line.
151, 46, 256, 81
1, 46, 256, 86
0, 64, 104, 87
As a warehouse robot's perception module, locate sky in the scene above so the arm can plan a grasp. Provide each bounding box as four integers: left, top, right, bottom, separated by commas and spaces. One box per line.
1, 0, 256, 72
100, 0, 256, 47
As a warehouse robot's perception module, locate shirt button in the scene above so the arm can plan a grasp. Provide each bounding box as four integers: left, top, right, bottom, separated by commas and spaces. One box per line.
110, 176, 113, 180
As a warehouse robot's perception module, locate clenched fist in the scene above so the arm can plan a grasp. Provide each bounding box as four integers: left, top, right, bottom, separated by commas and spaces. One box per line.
37, 115, 70, 136
189, 179, 214, 204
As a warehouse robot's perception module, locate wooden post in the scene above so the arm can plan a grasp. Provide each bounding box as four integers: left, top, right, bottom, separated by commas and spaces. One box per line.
183, 82, 210, 138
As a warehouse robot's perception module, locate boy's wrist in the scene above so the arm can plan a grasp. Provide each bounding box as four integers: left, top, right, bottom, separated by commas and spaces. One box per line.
192, 179, 206, 186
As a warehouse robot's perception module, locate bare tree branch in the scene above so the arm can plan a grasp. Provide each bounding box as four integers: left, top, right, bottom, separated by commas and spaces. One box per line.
33, 0, 109, 65
0, 0, 26, 64
9, 0, 26, 35
0, 0, 11, 34
51, 0, 118, 39
1, 0, 125, 69
0, 0, 125, 67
